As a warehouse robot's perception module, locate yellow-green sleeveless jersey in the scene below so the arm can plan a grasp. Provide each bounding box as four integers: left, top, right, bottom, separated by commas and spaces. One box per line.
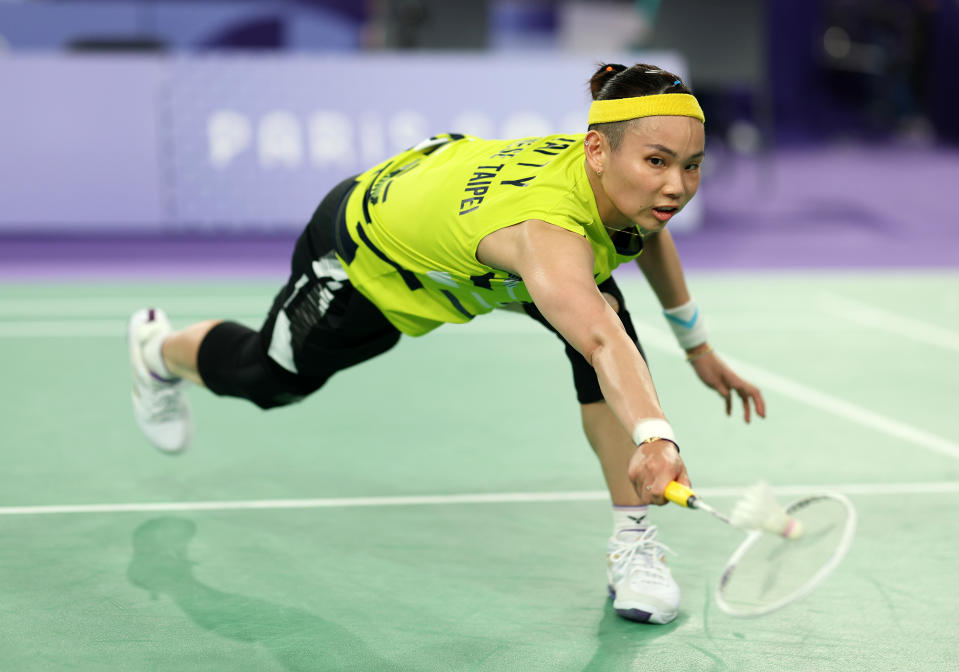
334, 133, 643, 336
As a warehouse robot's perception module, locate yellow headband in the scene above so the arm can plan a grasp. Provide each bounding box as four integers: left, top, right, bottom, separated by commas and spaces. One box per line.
588, 93, 705, 125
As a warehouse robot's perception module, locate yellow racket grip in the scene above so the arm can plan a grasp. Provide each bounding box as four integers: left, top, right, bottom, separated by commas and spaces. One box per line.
664, 481, 697, 507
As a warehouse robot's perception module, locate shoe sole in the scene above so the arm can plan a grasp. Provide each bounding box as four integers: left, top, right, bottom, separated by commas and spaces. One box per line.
608, 585, 676, 624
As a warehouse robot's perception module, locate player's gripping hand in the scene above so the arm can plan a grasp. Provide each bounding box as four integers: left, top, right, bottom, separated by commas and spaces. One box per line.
627, 439, 690, 506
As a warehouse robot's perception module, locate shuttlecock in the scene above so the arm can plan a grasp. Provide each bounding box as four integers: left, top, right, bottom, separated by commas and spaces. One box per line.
730, 481, 804, 539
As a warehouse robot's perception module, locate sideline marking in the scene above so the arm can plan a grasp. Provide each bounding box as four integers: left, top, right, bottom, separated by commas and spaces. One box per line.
0, 318, 260, 338
0, 482, 956, 516
0, 296, 267, 317
821, 293, 959, 352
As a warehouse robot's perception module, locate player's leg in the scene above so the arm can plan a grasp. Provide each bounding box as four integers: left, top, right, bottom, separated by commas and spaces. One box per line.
581, 400, 640, 506
128, 176, 400, 451
127, 305, 316, 455
524, 277, 679, 624
161, 320, 222, 386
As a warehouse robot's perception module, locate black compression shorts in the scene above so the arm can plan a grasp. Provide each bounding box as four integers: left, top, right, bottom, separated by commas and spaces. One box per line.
197, 177, 401, 409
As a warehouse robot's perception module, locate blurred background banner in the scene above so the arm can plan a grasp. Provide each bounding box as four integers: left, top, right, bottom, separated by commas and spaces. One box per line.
0, 0, 956, 267
0, 52, 699, 233
0, 56, 166, 230
163, 52, 697, 231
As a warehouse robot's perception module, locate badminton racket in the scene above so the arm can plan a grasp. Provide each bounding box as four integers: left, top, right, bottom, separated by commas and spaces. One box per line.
665, 480, 857, 618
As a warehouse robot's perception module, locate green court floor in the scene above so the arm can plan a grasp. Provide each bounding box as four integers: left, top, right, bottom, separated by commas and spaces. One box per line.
1, 271, 957, 671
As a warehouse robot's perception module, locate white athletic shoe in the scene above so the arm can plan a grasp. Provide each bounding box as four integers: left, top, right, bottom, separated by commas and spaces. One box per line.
128, 308, 192, 453
607, 525, 680, 624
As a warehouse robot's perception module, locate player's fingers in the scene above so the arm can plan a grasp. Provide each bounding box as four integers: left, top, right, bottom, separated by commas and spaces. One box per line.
640, 482, 665, 506
738, 388, 752, 423
646, 469, 679, 506
714, 382, 731, 415
742, 383, 767, 421
753, 387, 767, 418
648, 482, 669, 506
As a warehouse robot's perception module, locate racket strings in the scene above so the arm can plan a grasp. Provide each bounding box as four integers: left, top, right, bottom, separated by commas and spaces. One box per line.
716, 493, 857, 618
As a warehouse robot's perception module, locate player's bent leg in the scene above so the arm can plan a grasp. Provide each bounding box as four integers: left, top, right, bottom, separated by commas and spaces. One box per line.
128, 308, 195, 454
197, 320, 325, 409
162, 319, 223, 386
128, 310, 322, 454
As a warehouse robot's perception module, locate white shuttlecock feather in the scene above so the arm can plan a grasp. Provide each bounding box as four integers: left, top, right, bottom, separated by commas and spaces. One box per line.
729, 481, 804, 539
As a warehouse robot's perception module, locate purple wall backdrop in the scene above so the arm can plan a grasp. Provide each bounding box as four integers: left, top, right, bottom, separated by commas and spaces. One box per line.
0, 53, 703, 234
0, 56, 165, 228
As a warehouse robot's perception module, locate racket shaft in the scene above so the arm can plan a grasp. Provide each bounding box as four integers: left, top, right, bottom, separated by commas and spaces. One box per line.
696, 500, 731, 525
665, 481, 731, 524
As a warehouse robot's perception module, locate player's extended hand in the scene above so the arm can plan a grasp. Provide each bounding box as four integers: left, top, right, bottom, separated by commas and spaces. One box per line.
627, 440, 690, 506
687, 347, 766, 423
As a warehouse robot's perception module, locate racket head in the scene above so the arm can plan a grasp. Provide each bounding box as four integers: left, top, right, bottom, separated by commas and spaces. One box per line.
715, 492, 857, 618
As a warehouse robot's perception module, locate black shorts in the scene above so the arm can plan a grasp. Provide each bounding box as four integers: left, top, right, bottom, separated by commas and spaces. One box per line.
197, 176, 646, 409
197, 177, 402, 409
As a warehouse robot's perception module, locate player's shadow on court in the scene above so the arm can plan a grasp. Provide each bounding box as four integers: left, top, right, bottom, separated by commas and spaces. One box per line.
127, 517, 409, 672
580, 601, 685, 671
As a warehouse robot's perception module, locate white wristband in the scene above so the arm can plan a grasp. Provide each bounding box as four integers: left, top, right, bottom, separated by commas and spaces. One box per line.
663, 299, 708, 350
632, 418, 678, 450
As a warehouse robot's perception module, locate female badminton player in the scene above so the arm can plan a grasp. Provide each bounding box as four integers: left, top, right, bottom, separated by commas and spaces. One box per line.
127, 63, 766, 625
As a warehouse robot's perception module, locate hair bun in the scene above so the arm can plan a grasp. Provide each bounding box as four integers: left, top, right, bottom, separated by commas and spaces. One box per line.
589, 63, 628, 100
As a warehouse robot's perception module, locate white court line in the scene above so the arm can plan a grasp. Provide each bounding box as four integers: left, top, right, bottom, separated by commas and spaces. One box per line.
0, 320, 127, 338
820, 293, 959, 353
0, 318, 260, 338
635, 326, 959, 462
0, 481, 957, 517
0, 296, 267, 317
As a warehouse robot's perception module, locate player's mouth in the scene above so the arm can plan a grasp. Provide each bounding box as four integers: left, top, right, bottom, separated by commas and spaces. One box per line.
651, 206, 679, 222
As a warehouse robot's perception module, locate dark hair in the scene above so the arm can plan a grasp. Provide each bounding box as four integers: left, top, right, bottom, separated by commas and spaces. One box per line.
587, 63, 692, 149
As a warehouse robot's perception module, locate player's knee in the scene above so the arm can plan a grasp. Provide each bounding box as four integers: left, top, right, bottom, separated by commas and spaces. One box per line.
249, 390, 309, 410
245, 365, 326, 410
602, 292, 620, 313
198, 320, 325, 409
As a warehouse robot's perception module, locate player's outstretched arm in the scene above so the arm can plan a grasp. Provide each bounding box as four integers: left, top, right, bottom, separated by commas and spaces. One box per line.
478, 219, 689, 504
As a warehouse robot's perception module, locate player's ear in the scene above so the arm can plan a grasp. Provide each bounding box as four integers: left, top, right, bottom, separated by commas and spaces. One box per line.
584, 130, 608, 175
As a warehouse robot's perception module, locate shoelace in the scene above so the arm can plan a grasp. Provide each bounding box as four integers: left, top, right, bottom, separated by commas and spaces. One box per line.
144, 382, 184, 422
610, 526, 675, 585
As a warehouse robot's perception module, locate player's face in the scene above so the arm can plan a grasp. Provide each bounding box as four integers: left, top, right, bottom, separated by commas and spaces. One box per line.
602, 116, 705, 235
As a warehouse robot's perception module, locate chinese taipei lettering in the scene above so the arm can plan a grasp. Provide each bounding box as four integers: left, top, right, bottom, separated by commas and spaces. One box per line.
457, 137, 577, 216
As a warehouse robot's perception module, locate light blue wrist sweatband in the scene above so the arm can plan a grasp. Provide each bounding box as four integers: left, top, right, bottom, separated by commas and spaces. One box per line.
663, 300, 708, 350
